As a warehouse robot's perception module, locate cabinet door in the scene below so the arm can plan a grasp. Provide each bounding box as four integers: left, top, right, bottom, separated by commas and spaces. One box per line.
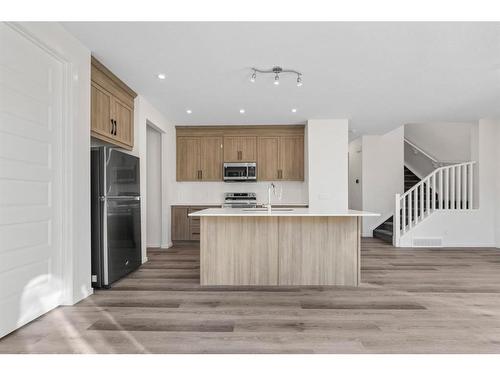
257, 137, 280, 181
223, 136, 256, 162
239, 136, 256, 161
91, 83, 113, 138
223, 136, 240, 162
171, 207, 190, 240
113, 98, 133, 148
279, 136, 304, 180
200, 136, 223, 180
177, 137, 201, 181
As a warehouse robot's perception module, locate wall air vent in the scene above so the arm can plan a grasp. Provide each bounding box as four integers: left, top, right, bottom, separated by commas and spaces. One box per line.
412, 238, 443, 248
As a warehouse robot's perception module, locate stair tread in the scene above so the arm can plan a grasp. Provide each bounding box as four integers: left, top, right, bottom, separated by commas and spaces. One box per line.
373, 228, 392, 236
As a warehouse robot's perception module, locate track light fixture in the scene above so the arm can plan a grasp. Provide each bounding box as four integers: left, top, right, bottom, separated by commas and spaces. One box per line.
249, 66, 303, 87
296, 74, 303, 87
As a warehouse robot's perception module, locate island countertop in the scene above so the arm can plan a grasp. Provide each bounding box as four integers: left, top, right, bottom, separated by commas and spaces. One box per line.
189, 207, 379, 217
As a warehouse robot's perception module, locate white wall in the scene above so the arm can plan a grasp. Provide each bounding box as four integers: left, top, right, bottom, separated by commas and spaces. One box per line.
13, 23, 92, 305
131, 96, 173, 258
306, 119, 349, 211
405, 122, 474, 162
146, 126, 162, 247
496, 120, 500, 248
361, 126, 404, 236
348, 138, 363, 210
171, 181, 307, 206
400, 119, 498, 247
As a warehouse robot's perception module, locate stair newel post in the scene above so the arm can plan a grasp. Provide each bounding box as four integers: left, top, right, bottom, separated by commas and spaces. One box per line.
394, 193, 401, 247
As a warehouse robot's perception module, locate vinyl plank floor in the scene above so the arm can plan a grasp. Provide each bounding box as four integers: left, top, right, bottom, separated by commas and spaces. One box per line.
1, 238, 500, 353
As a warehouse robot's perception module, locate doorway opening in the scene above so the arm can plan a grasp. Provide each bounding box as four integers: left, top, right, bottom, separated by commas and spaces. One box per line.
146, 124, 163, 248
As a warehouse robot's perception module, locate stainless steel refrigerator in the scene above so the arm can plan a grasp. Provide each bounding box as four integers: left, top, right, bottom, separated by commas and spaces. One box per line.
91, 147, 142, 288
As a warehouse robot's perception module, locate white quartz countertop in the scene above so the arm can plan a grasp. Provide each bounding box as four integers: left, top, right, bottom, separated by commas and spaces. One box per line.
189, 208, 379, 217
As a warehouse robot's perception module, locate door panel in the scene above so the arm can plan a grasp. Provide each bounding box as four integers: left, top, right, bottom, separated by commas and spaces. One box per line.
105, 149, 140, 196
223, 136, 256, 162
200, 136, 222, 180
106, 199, 142, 285
239, 136, 256, 161
91, 83, 113, 138
257, 137, 279, 181
280, 136, 304, 180
176, 137, 200, 181
223, 136, 240, 162
113, 98, 133, 147
171, 207, 189, 240
0, 23, 63, 338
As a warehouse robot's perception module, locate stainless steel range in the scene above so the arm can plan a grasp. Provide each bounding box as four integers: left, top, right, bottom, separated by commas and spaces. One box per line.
223, 192, 257, 208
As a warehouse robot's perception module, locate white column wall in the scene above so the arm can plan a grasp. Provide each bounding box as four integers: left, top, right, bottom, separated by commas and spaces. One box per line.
361, 126, 404, 236
306, 119, 348, 211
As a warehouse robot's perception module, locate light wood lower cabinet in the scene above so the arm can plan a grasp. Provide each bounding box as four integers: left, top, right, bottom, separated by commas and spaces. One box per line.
171, 205, 220, 241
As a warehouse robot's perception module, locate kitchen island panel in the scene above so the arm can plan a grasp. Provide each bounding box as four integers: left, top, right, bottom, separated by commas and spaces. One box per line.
200, 216, 279, 285
278, 216, 359, 286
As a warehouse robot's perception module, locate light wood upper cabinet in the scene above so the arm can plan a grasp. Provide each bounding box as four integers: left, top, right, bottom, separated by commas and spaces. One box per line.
257, 135, 304, 181
113, 98, 133, 147
176, 126, 304, 182
224, 136, 256, 162
176, 137, 201, 181
91, 57, 136, 150
176, 136, 222, 181
257, 137, 280, 180
91, 83, 113, 138
200, 136, 223, 180
279, 136, 304, 180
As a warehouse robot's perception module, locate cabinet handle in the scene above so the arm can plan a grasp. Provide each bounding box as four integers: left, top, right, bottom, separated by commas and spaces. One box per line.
238, 151, 242, 160
110, 119, 114, 134
113, 120, 117, 135
278, 169, 283, 179
200, 170, 203, 179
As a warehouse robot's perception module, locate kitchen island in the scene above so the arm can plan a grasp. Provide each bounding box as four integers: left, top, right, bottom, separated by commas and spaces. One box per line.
189, 208, 379, 287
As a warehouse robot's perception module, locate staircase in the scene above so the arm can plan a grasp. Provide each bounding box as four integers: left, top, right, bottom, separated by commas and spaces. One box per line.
393, 161, 476, 246
373, 167, 420, 243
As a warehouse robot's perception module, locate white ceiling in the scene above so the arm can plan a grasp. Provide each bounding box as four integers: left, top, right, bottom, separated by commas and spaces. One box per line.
62, 22, 500, 135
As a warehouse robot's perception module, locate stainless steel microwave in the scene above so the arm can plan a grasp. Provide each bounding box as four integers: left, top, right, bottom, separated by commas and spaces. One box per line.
223, 162, 257, 182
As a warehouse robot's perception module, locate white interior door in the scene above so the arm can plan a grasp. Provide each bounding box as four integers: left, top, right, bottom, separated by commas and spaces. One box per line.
0, 23, 64, 338
146, 125, 162, 247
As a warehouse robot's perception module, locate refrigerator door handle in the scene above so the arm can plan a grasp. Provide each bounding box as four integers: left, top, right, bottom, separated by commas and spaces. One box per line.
106, 196, 141, 201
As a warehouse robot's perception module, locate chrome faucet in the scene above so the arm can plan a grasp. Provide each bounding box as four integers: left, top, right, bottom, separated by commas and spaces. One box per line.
265, 183, 276, 213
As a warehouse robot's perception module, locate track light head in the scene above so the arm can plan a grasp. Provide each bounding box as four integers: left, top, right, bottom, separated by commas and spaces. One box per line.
296, 74, 303, 87
250, 71, 256, 83
274, 73, 280, 85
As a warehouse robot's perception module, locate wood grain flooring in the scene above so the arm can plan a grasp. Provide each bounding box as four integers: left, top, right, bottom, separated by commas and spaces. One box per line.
1, 238, 500, 353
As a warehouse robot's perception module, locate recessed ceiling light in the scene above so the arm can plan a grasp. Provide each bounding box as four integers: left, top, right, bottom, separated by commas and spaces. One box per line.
157, 73, 166, 80
291, 108, 297, 113
186, 109, 192, 114
239, 109, 245, 114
